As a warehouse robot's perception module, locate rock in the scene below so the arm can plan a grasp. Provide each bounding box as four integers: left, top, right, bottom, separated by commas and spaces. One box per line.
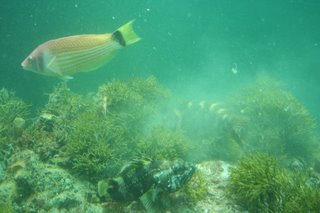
7, 150, 103, 213
119, 160, 238, 213
1, 150, 240, 213
192, 160, 235, 212
13, 117, 25, 129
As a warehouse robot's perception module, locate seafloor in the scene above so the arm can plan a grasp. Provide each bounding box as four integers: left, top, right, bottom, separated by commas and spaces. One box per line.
1, 76, 320, 212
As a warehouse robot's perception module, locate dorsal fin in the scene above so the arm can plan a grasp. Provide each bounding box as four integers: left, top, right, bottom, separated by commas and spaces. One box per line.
118, 158, 152, 175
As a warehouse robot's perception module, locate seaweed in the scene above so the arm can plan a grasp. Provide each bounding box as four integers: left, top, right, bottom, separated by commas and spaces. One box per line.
96, 76, 170, 112
2, 74, 319, 212
227, 153, 285, 211
0, 88, 30, 164
181, 169, 208, 203
0, 202, 14, 213
65, 110, 123, 181
137, 127, 189, 161
0, 88, 29, 129
228, 77, 318, 162
44, 83, 88, 120
0, 180, 17, 213
283, 174, 320, 212
21, 83, 89, 162
62, 77, 171, 181
96, 76, 171, 134
227, 153, 320, 212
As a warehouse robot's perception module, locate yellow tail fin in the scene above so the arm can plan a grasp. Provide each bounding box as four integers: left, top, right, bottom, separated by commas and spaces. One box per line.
115, 20, 141, 46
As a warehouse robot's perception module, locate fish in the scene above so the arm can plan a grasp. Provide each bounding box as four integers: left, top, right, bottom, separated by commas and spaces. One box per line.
98, 158, 196, 211
21, 20, 140, 80
98, 158, 157, 202
175, 100, 249, 145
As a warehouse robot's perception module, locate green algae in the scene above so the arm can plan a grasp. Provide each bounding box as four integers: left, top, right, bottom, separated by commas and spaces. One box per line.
0, 88, 29, 129
182, 169, 208, 203
2, 75, 320, 212
227, 153, 320, 212
30, 77, 173, 181
22, 76, 318, 183
0, 88, 30, 165
137, 127, 189, 161
0, 203, 14, 213
20, 83, 88, 162
69, 77, 170, 180
65, 110, 121, 181
228, 76, 318, 162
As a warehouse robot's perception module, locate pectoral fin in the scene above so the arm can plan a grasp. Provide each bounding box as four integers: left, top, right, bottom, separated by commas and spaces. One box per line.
140, 187, 165, 213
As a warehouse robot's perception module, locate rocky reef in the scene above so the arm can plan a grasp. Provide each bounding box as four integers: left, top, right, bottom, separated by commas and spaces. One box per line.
0, 76, 319, 212
3, 150, 102, 212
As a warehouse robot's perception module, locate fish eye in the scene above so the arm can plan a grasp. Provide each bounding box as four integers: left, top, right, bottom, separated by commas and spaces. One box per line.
27, 56, 33, 61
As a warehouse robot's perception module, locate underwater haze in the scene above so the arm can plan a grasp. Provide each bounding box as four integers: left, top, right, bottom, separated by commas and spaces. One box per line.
0, 0, 319, 115
1, 0, 320, 212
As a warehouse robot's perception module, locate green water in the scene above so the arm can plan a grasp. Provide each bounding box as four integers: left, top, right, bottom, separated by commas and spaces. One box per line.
1, 1, 320, 212
1, 1, 319, 115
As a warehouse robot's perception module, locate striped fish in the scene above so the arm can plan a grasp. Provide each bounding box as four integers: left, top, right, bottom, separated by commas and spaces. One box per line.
98, 158, 195, 213
21, 20, 140, 80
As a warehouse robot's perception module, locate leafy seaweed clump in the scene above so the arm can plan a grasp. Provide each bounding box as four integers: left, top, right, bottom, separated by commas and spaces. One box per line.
64, 109, 128, 181
0, 202, 15, 213
182, 169, 208, 203
44, 83, 88, 120
96, 76, 171, 133
229, 77, 318, 162
96, 76, 170, 112
227, 153, 286, 211
137, 127, 189, 161
0, 88, 29, 137
21, 84, 89, 161
63, 77, 172, 181
0, 88, 29, 164
227, 153, 320, 212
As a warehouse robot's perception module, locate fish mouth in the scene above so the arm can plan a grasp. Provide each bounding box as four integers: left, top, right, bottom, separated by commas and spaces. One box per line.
21, 58, 31, 71
21, 59, 27, 69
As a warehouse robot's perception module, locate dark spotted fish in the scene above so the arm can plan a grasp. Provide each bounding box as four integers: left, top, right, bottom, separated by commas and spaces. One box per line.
98, 158, 196, 211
